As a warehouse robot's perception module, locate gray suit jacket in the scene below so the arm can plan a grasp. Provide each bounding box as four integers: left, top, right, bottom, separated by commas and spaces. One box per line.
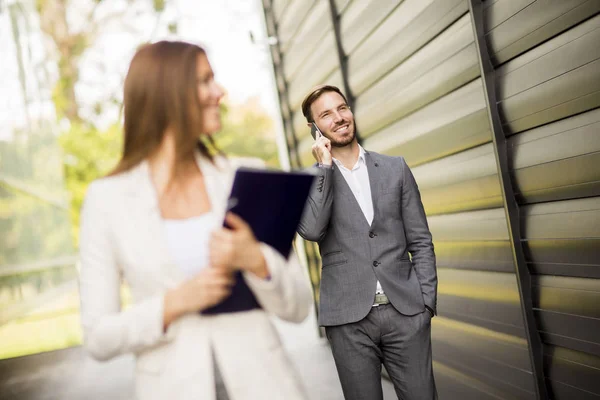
298, 151, 437, 326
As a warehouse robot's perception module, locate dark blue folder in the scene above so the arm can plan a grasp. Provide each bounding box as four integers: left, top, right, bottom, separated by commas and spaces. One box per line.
202, 167, 315, 315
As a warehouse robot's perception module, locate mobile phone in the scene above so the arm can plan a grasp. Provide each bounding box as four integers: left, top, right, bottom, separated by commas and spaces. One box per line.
310, 122, 323, 140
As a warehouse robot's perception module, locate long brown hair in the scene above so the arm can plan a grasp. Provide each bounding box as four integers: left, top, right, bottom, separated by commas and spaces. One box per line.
110, 40, 218, 178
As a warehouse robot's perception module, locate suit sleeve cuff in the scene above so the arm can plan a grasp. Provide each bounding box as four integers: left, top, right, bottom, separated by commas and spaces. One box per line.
318, 163, 334, 169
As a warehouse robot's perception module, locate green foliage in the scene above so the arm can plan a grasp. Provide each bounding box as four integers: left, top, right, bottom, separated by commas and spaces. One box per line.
153, 0, 166, 12
51, 76, 70, 121
214, 101, 280, 168
58, 122, 122, 246
57, 101, 278, 247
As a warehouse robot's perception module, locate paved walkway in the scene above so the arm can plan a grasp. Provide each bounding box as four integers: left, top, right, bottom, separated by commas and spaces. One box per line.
0, 308, 396, 399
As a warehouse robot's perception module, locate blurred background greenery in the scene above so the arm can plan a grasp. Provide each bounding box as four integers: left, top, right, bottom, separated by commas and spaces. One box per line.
1, 0, 279, 359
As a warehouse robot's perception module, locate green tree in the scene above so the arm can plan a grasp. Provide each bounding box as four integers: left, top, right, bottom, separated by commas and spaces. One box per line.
36, 0, 172, 123
215, 99, 280, 167
57, 99, 280, 247
33, 1, 280, 245
32, 0, 170, 243
58, 123, 122, 245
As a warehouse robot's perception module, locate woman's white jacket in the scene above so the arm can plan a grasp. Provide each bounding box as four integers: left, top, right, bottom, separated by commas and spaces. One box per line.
78, 153, 312, 400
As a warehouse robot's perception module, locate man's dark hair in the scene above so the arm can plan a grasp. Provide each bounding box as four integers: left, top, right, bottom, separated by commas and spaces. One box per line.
301, 85, 349, 123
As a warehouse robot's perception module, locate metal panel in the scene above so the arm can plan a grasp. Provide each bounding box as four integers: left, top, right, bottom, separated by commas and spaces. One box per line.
414, 143, 502, 215
437, 268, 527, 340
525, 238, 600, 279
522, 197, 600, 396
273, 62, 286, 92
544, 345, 600, 398
363, 79, 490, 166
497, 15, 600, 135
277, 0, 316, 53
521, 198, 600, 277
434, 361, 516, 400
435, 241, 513, 272
348, 0, 468, 96
522, 197, 600, 240
282, 1, 331, 80
472, 0, 547, 395
534, 275, 600, 319
432, 316, 534, 398
428, 208, 509, 242
511, 108, 600, 204
482, 0, 535, 30
413, 143, 498, 189
485, 0, 600, 65
287, 31, 338, 110
272, 0, 292, 20
334, 0, 352, 15
438, 294, 525, 338
437, 269, 521, 309
262, 0, 302, 167
291, 109, 308, 144
537, 310, 600, 357
339, 0, 400, 56
328, 0, 356, 137
434, 343, 534, 399
355, 13, 479, 137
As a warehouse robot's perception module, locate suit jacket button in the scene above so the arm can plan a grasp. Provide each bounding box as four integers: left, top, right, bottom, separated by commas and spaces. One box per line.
373, 261, 379, 267
369, 232, 375, 238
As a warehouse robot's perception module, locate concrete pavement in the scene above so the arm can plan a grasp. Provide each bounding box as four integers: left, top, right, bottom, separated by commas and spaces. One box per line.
0, 308, 396, 399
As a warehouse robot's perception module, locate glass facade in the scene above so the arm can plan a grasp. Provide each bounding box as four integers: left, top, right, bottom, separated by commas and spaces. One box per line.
0, 0, 79, 359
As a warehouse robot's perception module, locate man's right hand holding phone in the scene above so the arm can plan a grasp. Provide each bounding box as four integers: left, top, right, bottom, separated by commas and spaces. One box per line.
311, 129, 333, 167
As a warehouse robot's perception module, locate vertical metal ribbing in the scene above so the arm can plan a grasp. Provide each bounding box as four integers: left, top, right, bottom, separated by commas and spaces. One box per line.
327, 0, 362, 144
468, 1, 549, 399
261, 0, 302, 167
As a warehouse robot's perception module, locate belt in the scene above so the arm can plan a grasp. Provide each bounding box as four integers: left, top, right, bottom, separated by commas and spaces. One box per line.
373, 293, 390, 306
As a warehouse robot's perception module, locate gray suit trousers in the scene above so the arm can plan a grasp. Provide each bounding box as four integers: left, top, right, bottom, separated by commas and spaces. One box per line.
325, 305, 437, 400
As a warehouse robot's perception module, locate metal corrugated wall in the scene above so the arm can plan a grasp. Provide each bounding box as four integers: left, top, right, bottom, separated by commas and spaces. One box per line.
261, 1, 600, 398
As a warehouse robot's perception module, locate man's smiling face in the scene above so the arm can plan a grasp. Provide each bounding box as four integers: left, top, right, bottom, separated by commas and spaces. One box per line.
310, 91, 356, 148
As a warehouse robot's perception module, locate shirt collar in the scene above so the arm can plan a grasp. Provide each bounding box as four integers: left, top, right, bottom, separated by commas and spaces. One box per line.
332, 145, 366, 169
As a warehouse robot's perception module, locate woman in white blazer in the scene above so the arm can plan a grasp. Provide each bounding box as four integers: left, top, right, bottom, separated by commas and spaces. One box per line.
78, 40, 313, 400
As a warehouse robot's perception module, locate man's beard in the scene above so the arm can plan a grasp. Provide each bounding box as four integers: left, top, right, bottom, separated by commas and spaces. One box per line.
330, 133, 355, 147
328, 121, 355, 148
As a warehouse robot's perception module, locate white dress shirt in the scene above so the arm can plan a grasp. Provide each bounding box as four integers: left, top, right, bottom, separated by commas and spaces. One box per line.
332, 146, 384, 296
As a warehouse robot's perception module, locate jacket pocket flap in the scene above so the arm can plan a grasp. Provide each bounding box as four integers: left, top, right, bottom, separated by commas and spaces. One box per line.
321, 251, 347, 267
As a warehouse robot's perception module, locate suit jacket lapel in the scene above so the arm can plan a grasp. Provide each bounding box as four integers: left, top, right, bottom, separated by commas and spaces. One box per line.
125, 153, 233, 286
332, 163, 372, 228
364, 151, 382, 226
121, 161, 184, 287
121, 154, 232, 287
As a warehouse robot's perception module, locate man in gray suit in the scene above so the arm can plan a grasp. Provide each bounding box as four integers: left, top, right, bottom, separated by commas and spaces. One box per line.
298, 85, 437, 400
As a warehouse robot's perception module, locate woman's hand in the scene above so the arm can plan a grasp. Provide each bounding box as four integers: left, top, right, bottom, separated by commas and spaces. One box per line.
163, 267, 234, 329
208, 212, 269, 279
